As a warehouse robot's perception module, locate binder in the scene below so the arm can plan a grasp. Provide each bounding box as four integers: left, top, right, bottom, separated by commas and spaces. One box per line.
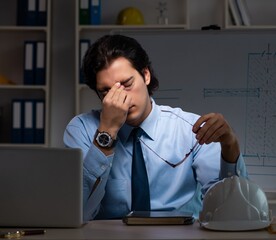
35, 41, 46, 85
37, 0, 47, 26
79, 0, 90, 25
17, 0, 28, 26
23, 100, 35, 143
79, 39, 90, 83
90, 0, 101, 25
11, 99, 24, 143
34, 100, 45, 143
26, 0, 37, 26
24, 41, 36, 85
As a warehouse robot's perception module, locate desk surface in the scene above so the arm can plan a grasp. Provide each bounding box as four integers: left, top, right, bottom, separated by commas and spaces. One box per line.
1, 220, 275, 240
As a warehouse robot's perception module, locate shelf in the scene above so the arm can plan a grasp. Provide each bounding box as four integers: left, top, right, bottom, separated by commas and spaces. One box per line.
79, 24, 188, 31
0, 143, 46, 147
226, 25, 276, 30
78, 84, 88, 91
0, 85, 47, 90
0, 0, 51, 146
0, 26, 48, 32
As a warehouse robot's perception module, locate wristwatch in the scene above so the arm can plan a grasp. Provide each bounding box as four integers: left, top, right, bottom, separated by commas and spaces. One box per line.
95, 130, 117, 148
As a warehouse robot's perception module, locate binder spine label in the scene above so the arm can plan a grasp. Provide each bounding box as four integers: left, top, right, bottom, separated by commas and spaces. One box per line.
25, 44, 34, 71
36, 42, 45, 68
36, 102, 44, 129
13, 102, 21, 129
28, 0, 36, 11
38, 0, 46, 11
12, 100, 24, 143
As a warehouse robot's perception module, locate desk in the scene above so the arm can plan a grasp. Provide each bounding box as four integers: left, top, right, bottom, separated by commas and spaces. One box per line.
1, 220, 275, 240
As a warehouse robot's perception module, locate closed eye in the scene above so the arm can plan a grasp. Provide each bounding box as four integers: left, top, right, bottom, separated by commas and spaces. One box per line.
122, 77, 134, 90
97, 76, 134, 99
97, 88, 110, 98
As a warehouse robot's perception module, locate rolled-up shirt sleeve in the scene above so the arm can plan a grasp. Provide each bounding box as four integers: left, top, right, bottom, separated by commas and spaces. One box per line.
201, 153, 248, 196
219, 154, 248, 179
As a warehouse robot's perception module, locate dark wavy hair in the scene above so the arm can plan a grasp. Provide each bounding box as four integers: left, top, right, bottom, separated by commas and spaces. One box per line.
82, 34, 159, 96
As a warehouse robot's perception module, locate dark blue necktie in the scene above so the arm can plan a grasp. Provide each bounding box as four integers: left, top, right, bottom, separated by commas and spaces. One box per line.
131, 127, 150, 211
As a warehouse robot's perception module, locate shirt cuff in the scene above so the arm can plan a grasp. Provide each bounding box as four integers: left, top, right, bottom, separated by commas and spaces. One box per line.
83, 143, 114, 178
219, 154, 248, 180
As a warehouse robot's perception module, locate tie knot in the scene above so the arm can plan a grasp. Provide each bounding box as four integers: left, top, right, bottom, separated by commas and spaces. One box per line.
132, 127, 143, 139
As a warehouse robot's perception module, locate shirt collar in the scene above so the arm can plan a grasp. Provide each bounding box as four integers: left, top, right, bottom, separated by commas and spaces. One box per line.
119, 98, 160, 144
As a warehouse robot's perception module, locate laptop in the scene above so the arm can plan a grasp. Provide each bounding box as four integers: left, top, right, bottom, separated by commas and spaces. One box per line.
0, 147, 83, 228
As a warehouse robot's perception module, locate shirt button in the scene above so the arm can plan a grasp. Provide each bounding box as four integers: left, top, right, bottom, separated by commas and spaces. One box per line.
237, 170, 241, 175
227, 172, 232, 176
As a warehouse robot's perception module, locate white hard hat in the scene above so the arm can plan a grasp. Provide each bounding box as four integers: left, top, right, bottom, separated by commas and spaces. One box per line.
199, 175, 271, 231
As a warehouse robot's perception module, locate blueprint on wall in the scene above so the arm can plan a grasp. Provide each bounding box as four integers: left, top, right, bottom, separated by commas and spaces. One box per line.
192, 44, 276, 189
244, 44, 276, 188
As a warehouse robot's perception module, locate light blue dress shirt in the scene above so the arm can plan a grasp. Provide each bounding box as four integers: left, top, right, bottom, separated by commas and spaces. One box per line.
64, 99, 247, 221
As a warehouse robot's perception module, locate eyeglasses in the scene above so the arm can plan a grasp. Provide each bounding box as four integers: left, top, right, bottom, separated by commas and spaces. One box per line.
0, 230, 46, 239
138, 110, 202, 168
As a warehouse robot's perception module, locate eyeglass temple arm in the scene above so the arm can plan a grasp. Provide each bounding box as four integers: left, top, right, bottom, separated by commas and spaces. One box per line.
170, 140, 200, 168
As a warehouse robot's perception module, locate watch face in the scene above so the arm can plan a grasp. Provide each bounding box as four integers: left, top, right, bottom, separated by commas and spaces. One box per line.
97, 132, 112, 147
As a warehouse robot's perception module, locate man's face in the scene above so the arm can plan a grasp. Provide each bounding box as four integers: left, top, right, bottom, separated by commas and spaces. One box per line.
96, 57, 152, 126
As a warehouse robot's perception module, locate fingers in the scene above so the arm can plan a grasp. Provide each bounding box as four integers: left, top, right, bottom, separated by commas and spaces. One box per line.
193, 113, 230, 145
100, 83, 132, 133
103, 82, 121, 102
103, 82, 131, 108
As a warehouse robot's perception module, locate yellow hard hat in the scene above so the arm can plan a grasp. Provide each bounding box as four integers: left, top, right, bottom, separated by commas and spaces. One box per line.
0, 75, 14, 85
117, 7, 144, 25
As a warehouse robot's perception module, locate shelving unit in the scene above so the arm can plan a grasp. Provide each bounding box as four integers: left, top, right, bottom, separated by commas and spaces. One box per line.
0, 0, 51, 146
75, 0, 189, 114
224, 0, 276, 29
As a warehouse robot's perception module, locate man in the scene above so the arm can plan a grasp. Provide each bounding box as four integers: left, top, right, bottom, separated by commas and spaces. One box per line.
64, 34, 247, 221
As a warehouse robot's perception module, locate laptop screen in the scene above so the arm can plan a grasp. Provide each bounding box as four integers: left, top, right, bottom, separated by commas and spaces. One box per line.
0, 147, 83, 228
